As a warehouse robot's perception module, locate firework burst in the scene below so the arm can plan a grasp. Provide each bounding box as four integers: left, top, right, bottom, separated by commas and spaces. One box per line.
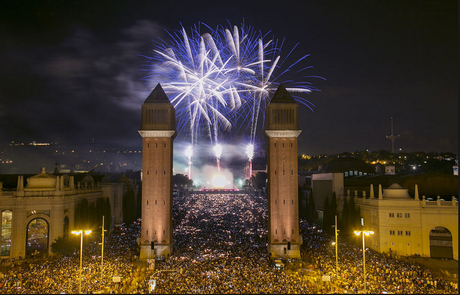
144, 21, 323, 162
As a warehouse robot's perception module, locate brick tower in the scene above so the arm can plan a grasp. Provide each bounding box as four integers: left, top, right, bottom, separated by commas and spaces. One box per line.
138, 83, 176, 260
264, 84, 302, 259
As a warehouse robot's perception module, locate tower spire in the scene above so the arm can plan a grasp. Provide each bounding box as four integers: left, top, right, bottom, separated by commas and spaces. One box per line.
386, 117, 400, 153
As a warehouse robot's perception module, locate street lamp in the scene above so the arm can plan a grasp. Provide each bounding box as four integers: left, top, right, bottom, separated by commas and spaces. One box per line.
72, 230, 92, 294
354, 229, 374, 294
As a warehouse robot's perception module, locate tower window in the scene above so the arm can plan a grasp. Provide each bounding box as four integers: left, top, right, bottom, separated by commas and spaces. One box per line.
164, 230, 165, 235
282, 143, 284, 147
283, 170, 285, 175
274, 143, 277, 148
146, 230, 148, 235
291, 143, 293, 147
148, 143, 150, 148
292, 200, 294, 204
283, 200, 285, 204
164, 143, 166, 147
156, 143, 158, 148
275, 230, 277, 234
147, 200, 148, 205
155, 200, 157, 205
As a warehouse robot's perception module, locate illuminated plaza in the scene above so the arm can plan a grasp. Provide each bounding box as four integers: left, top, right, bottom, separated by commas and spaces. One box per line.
0, 189, 458, 293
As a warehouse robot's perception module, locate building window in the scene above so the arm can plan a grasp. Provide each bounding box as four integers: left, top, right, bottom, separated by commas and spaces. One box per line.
389, 230, 395, 236
1, 210, 12, 256
397, 231, 403, 236
397, 213, 402, 218
406, 231, 411, 236
389, 213, 394, 218
405, 213, 410, 218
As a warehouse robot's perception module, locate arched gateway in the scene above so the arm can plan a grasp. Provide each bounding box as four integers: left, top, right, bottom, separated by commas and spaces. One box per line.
139, 83, 301, 260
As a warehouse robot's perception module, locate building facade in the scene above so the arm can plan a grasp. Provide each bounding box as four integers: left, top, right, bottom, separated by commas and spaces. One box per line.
358, 183, 458, 260
0, 168, 124, 259
310, 172, 458, 260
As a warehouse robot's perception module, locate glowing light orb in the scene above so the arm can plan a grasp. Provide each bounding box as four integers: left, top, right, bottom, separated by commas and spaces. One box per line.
212, 174, 226, 188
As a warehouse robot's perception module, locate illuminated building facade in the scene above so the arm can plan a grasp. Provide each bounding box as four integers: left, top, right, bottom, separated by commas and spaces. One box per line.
0, 168, 124, 259
264, 84, 301, 259
138, 84, 176, 260
358, 183, 458, 260
311, 173, 458, 260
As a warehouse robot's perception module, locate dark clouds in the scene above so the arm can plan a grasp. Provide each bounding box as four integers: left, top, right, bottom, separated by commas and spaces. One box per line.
0, 0, 457, 155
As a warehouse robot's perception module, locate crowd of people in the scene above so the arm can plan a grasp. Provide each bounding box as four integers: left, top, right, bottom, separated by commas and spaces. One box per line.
0, 190, 457, 294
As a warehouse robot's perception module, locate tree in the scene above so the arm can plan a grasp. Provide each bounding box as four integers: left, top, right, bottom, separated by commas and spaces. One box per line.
341, 196, 349, 234
105, 197, 112, 232
253, 172, 267, 190
330, 192, 338, 229
307, 191, 316, 224
323, 196, 331, 233
123, 188, 136, 225
298, 186, 306, 219
51, 236, 78, 256
173, 174, 192, 188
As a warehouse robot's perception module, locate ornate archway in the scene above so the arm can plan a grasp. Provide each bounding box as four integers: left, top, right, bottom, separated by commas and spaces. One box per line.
26, 218, 49, 258
429, 226, 453, 259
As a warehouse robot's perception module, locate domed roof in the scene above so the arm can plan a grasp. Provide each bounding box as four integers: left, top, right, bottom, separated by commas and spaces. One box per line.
383, 183, 411, 199
117, 173, 130, 184
320, 157, 375, 174
82, 174, 94, 183
25, 167, 57, 189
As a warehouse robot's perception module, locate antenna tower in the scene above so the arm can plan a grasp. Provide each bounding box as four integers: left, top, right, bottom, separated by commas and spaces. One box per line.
386, 117, 400, 153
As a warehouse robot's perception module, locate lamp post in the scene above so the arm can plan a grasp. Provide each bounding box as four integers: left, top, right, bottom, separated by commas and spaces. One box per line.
72, 230, 92, 294
354, 229, 374, 294
99, 216, 106, 284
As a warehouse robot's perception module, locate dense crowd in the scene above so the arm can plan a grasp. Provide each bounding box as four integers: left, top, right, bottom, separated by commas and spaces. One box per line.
0, 190, 457, 294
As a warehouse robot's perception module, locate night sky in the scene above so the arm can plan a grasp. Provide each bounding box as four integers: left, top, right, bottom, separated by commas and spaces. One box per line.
0, 0, 457, 156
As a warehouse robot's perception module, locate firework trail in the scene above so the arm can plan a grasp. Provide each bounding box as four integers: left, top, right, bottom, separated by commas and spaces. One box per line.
145, 21, 323, 163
